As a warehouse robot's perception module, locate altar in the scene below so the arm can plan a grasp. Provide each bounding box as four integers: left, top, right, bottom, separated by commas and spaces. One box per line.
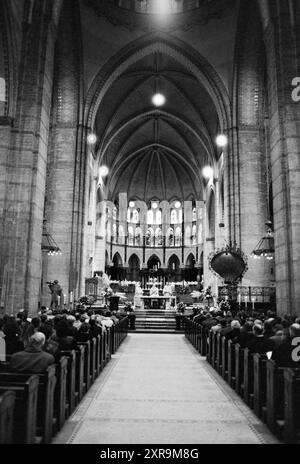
139, 295, 176, 310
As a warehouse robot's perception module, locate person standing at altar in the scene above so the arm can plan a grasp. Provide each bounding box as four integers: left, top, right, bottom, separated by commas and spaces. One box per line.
163, 282, 173, 310
150, 283, 159, 296
150, 282, 159, 309
134, 282, 143, 310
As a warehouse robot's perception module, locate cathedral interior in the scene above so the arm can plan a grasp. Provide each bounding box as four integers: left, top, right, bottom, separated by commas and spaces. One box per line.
0, 0, 300, 446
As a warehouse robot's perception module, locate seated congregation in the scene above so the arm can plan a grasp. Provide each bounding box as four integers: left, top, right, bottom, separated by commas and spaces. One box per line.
185, 307, 300, 443
0, 306, 128, 444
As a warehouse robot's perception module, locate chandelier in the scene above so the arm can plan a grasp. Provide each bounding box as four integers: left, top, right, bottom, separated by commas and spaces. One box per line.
41, 220, 62, 256
250, 221, 274, 261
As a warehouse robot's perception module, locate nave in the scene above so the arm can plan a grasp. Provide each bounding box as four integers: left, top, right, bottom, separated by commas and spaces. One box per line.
53, 334, 278, 445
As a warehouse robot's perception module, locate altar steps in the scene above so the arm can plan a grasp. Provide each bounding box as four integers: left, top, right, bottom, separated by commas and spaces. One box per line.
131, 309, 179, 333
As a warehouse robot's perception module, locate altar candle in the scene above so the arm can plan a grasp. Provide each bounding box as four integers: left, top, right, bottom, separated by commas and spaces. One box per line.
64, 294, 67, 305
70, 292, 73, 303
58, 295, 61, 307
238, 294, 241, 306
252, 297, 255, 309
244, 295, 248, 307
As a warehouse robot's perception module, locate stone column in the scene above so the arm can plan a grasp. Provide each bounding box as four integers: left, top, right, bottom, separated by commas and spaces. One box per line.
42, 0, 84, 305
262, 2, 300, 314
0, 1, 58, 314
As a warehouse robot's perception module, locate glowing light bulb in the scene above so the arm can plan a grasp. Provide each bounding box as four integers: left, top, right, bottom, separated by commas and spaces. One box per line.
216, 134, 228, 147
152, 93, 166, 107
87, 133, 97, 145
174, 201, 181, 209
202, 166, 214, 179
129, 201, 135, 208
99, 165, 109, 177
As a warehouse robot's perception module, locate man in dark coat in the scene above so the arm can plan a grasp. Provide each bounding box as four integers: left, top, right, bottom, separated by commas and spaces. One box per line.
10, 332, 55, 373
247, 324, 275, 354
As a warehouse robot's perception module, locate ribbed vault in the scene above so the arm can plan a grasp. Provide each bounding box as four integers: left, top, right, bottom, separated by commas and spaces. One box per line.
93, 41, 226, 203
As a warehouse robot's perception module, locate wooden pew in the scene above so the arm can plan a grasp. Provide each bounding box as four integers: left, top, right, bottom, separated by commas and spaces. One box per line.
0, 391, 15, 444
283, 368, 300, 443
253, 353, 267, 418
106, 329, 111, 363
211, 331, 217, 367
227, 340, 236, 388
216, 333, 223, 374
75, 345, 85, 400
77, 341, 91, 390
195, 324, 202, 353
110, 326, 116, 355
90, 337, 97, 383
235, 343, 244, 395
242, 348, 254, 407
221, 336, 228, 380
54, 356, 68, 429
266, 360, 285, 434
200, 326, 208, 356
207, 330, 213, 364
0, 374, 39, 443
59, 350, 77, 413
95, 334, 101, 376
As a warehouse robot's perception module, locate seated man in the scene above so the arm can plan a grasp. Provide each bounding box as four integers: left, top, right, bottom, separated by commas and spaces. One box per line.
10, 332, 55, 373
247, 324, 275, 354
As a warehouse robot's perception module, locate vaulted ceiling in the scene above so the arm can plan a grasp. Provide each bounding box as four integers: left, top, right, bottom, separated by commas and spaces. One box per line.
95, 50, 222, 203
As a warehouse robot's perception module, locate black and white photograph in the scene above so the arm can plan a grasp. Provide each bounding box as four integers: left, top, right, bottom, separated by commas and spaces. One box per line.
0, 0, 300, 451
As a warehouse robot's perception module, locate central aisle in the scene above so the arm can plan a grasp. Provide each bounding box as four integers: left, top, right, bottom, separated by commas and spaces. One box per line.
53, 334, 278, 444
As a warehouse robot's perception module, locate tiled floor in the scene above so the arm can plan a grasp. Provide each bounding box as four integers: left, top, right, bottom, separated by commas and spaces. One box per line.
52, 334, 279, 444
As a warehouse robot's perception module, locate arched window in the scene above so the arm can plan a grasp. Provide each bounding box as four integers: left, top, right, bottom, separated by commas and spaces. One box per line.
178, 209, 182, 223
198, 224, 203, 244
175, 227, 181, 246
113, 207, 117, 221
170, 209, 177, 224
167, 227, 174, 246
147, 209, 154, 224
106, 222, 111, 242
146, 227, 154, 246
192, 225, 197, 245
132, 209, 139, 223
192, 207, 197, 222
135, 227, 141, 246
128, 226, 134, 246
156, 209, 162, 225
155, 227, 162, 246
127, 208, 131, 223
112, 224, 117, 243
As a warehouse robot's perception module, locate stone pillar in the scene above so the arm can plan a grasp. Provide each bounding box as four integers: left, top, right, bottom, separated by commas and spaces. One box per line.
238, 127, 270, 287
234, 0, 270, 288
0, 1, 58, 314
262, 2, 300, 314
43, 0, 84, 305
